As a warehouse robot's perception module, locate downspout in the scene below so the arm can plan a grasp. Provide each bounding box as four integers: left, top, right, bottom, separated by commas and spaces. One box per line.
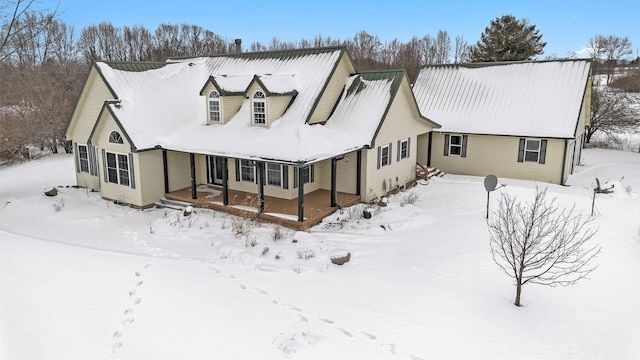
427, 132, 433, 167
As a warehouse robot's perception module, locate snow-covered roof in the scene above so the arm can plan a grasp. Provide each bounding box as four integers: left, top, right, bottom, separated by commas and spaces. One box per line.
412, 59, 592, 138
92, 47, 412, 164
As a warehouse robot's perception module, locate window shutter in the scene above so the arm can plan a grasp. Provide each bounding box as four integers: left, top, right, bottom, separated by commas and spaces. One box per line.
89, 146, 98, 176
444, 134, 450, 156
128, 153, 135, 189
539, 140, 547, 164
310, 165, 314, 183
388, 143, 392, 165
74, 143, 80, 173
283, 165, 288, 189
461, 135, 468, 158
101, 149, 108, 182
235, 159, 240, 181
517, 138, 525, 162
377, 146, 381, 169
294, 167, 299, 188
407, 137, 411, 158
397, 140, 401, 162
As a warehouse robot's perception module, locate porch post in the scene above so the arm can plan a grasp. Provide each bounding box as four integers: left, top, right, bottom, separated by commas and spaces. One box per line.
190, 153, 197, 200
331, 157, 337, 207
222, 157, 229, 206
162, 149, 169, 194
256, 161, 264, 214
297, 166, 304, 222
356, 150, 362, 196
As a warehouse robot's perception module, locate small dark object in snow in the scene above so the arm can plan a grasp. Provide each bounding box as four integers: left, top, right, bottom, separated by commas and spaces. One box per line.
380, 224, 386, 231
292, 239, 298, 243
363, 209, 372, 219
44, 188, 58, 197
331, 252, 351, 266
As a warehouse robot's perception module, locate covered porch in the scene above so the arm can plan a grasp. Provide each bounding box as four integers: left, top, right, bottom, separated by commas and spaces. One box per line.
164, 185, 361, 230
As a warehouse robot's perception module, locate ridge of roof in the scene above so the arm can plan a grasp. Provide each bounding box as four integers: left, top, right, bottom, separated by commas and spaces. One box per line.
169, 46, 348, 61
421, 58, 592, 70
101, 61, 169, 72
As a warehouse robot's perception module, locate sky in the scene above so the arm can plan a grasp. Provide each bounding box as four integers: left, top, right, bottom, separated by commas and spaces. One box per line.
51, 0, 640, 58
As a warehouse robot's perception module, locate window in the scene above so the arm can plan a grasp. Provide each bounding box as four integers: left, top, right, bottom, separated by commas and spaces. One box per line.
517, 138, 547, 164
378, 143, 391, 168
444, 134, 467, 157
208, 91, 221, 123
109, 131, 124, 144
77, 144, 89, 173
76, 144, 98, 175
524, 139, 540, 162
240, 159, 255, 182
105, 151, 130, 186
252, 91, 266, 125
398, 138, 410, 160
267, 163, 283, 187
294, 165, 314, 188
449, 135, 462, 156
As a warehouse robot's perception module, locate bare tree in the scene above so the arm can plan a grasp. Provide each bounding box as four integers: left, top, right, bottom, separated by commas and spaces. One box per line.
434, 30, 451, 64
587, 87, 640, 143
587, 34, 633, 85
488, 187, 600, 307
1, 0, 57, 62
454, 35, 470, 63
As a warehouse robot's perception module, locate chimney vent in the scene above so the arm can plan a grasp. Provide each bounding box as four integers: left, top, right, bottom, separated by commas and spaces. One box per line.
234, 39, 242, 53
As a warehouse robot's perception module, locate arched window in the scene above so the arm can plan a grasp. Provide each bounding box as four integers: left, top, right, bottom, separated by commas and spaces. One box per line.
252, 91, 266, 125
109, 131, 124, 144
208, 91, 221, 123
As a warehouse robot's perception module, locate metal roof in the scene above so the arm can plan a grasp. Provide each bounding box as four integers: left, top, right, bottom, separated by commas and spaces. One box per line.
413, 59, 592, 138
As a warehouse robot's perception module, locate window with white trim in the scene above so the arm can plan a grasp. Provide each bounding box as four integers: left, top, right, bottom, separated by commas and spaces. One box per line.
399, 138, 409, 160
109, 131, 124, 144
105, 151, 131, 186
77, 144, 89, 173
379, 144, 391, 167
208, 91, 221, 123
240, 159, 255, 182
252, 91, 266, 125
266, 163, 283, 187
524, 139, 540, 162
448, 135, 462, 156
294, 165, 314, 188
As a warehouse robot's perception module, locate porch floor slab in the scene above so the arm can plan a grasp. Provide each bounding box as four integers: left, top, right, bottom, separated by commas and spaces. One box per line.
164, 185, 361, 230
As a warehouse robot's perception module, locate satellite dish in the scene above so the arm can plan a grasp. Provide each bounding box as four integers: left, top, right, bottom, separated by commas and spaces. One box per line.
484, 175, 498, 192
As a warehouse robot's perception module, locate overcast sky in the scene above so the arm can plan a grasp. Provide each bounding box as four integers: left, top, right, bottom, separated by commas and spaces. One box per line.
55, 0, 640, 58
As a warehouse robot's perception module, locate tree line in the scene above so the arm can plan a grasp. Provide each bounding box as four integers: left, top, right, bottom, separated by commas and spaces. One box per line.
1, 1, 637, 164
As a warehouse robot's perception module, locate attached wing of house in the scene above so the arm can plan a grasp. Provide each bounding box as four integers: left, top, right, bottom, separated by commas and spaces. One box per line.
64, 46, 438, 228
413, 59, 592, 185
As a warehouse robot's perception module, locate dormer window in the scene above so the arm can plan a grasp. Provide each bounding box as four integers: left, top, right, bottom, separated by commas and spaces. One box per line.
208, 91, 221, 123
252, 91, 266, 125
109, 131, 124, 144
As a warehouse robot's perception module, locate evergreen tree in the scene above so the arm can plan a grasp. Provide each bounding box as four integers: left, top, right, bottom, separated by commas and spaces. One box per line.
470, 15, 546, 62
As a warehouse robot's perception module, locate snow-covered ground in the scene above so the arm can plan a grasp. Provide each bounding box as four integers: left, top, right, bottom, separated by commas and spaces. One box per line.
1, 149, 639, 360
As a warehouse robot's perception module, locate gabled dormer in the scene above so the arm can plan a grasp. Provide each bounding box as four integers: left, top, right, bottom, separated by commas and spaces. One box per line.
244, 74, 298, 128
199, 76, 244, 125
